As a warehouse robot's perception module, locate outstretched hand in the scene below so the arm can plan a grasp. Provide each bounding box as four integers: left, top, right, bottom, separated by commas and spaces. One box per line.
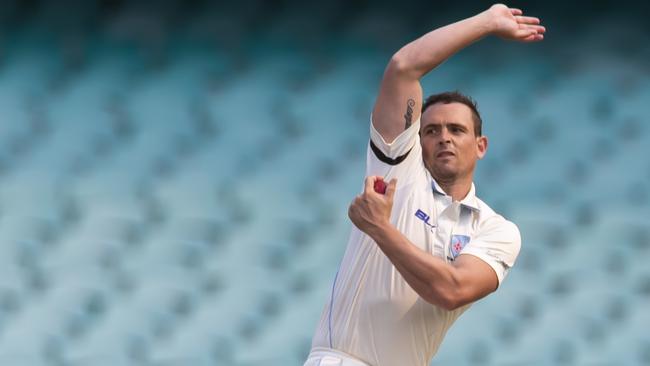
487, 4, 545, 42
348, 176, 397, 237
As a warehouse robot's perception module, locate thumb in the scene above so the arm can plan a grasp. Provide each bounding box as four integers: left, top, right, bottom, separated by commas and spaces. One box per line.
385, 178, 397, 200
364, 176, 376, 194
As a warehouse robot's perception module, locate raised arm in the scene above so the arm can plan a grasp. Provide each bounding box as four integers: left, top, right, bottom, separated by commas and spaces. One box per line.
373, 4, 545, 143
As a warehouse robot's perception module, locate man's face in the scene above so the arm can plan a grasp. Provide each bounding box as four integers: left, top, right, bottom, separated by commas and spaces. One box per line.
420, 102, 487, 182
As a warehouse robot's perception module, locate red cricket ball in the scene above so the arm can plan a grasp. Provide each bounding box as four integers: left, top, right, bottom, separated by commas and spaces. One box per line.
374, 179, 387, 194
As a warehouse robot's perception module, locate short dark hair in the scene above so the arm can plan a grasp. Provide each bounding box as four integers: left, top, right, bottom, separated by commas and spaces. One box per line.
422, 91, 482, 136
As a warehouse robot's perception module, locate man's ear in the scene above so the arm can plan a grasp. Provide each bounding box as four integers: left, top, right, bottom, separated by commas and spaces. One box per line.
477, 136, 488, 159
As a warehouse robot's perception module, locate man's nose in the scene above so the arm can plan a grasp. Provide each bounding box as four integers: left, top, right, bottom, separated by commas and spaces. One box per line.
438, 128, 452, 144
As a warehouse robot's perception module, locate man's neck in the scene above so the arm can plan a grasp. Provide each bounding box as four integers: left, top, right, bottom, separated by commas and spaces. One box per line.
435, 176, 473, 202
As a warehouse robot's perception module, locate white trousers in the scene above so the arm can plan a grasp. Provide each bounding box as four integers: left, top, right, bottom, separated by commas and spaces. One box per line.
304, 347, 370, 366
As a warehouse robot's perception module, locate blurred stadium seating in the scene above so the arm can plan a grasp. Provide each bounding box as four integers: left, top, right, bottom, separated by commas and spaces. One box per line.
0, 1, 648, 365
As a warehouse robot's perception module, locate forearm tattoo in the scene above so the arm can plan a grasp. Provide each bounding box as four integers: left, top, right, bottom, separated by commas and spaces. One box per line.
404, 98, 415, 129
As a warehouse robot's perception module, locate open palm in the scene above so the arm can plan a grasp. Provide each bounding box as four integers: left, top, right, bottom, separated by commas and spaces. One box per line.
489, 4, 545, 42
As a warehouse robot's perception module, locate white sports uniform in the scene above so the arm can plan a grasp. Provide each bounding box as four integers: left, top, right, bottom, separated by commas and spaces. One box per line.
305, 117, 521, 366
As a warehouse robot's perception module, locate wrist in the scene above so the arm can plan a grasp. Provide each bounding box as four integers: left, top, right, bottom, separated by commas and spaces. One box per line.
367, 219, 394, 243
475, 9, 498, 36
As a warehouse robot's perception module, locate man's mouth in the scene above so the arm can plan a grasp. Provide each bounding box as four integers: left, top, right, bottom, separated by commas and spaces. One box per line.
436, 151, 455, 158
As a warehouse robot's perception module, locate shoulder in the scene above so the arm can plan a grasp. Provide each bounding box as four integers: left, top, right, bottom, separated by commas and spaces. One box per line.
474, 198, 521, 244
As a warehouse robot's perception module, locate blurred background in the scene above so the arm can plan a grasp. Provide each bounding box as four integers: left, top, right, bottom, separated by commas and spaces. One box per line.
0, 0, 648, 365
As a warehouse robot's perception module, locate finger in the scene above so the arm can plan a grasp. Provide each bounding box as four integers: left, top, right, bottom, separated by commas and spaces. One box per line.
385, 179, 398, 200
515, 28, 538, 39
527, 25, 546, 33
509, 8, 523, 15
515, 16, 540, 25
521, 33, 544, 42
521, 23, 545, 32
522, 34, 537, 42
363, 176, 376, 194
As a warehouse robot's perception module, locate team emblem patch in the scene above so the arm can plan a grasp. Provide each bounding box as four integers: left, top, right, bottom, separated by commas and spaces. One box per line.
449, 235, 471, 260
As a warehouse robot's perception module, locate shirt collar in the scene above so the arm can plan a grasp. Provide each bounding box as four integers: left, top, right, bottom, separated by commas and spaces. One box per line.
431, 179, 481, 212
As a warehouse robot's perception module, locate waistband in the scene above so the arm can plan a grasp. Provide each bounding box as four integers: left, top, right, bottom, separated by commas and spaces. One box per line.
306, 347, 370, 366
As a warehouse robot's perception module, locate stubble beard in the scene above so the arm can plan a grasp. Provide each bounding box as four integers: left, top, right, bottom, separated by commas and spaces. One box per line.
426, 158, 459, 185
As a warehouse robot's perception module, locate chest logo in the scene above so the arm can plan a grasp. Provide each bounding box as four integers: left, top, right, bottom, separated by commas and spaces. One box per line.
415, 209, 436, 229
449, 235, 471, 261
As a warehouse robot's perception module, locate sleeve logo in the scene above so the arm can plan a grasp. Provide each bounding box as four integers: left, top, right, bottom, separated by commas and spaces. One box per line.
449, 235, 471, 261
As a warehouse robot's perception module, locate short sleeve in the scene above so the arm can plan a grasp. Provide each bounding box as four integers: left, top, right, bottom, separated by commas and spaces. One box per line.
366, 114, 422, 180
459, 218, 521, 287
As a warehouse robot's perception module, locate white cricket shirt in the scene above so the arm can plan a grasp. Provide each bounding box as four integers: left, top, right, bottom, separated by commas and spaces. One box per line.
308, 117, 521, 366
